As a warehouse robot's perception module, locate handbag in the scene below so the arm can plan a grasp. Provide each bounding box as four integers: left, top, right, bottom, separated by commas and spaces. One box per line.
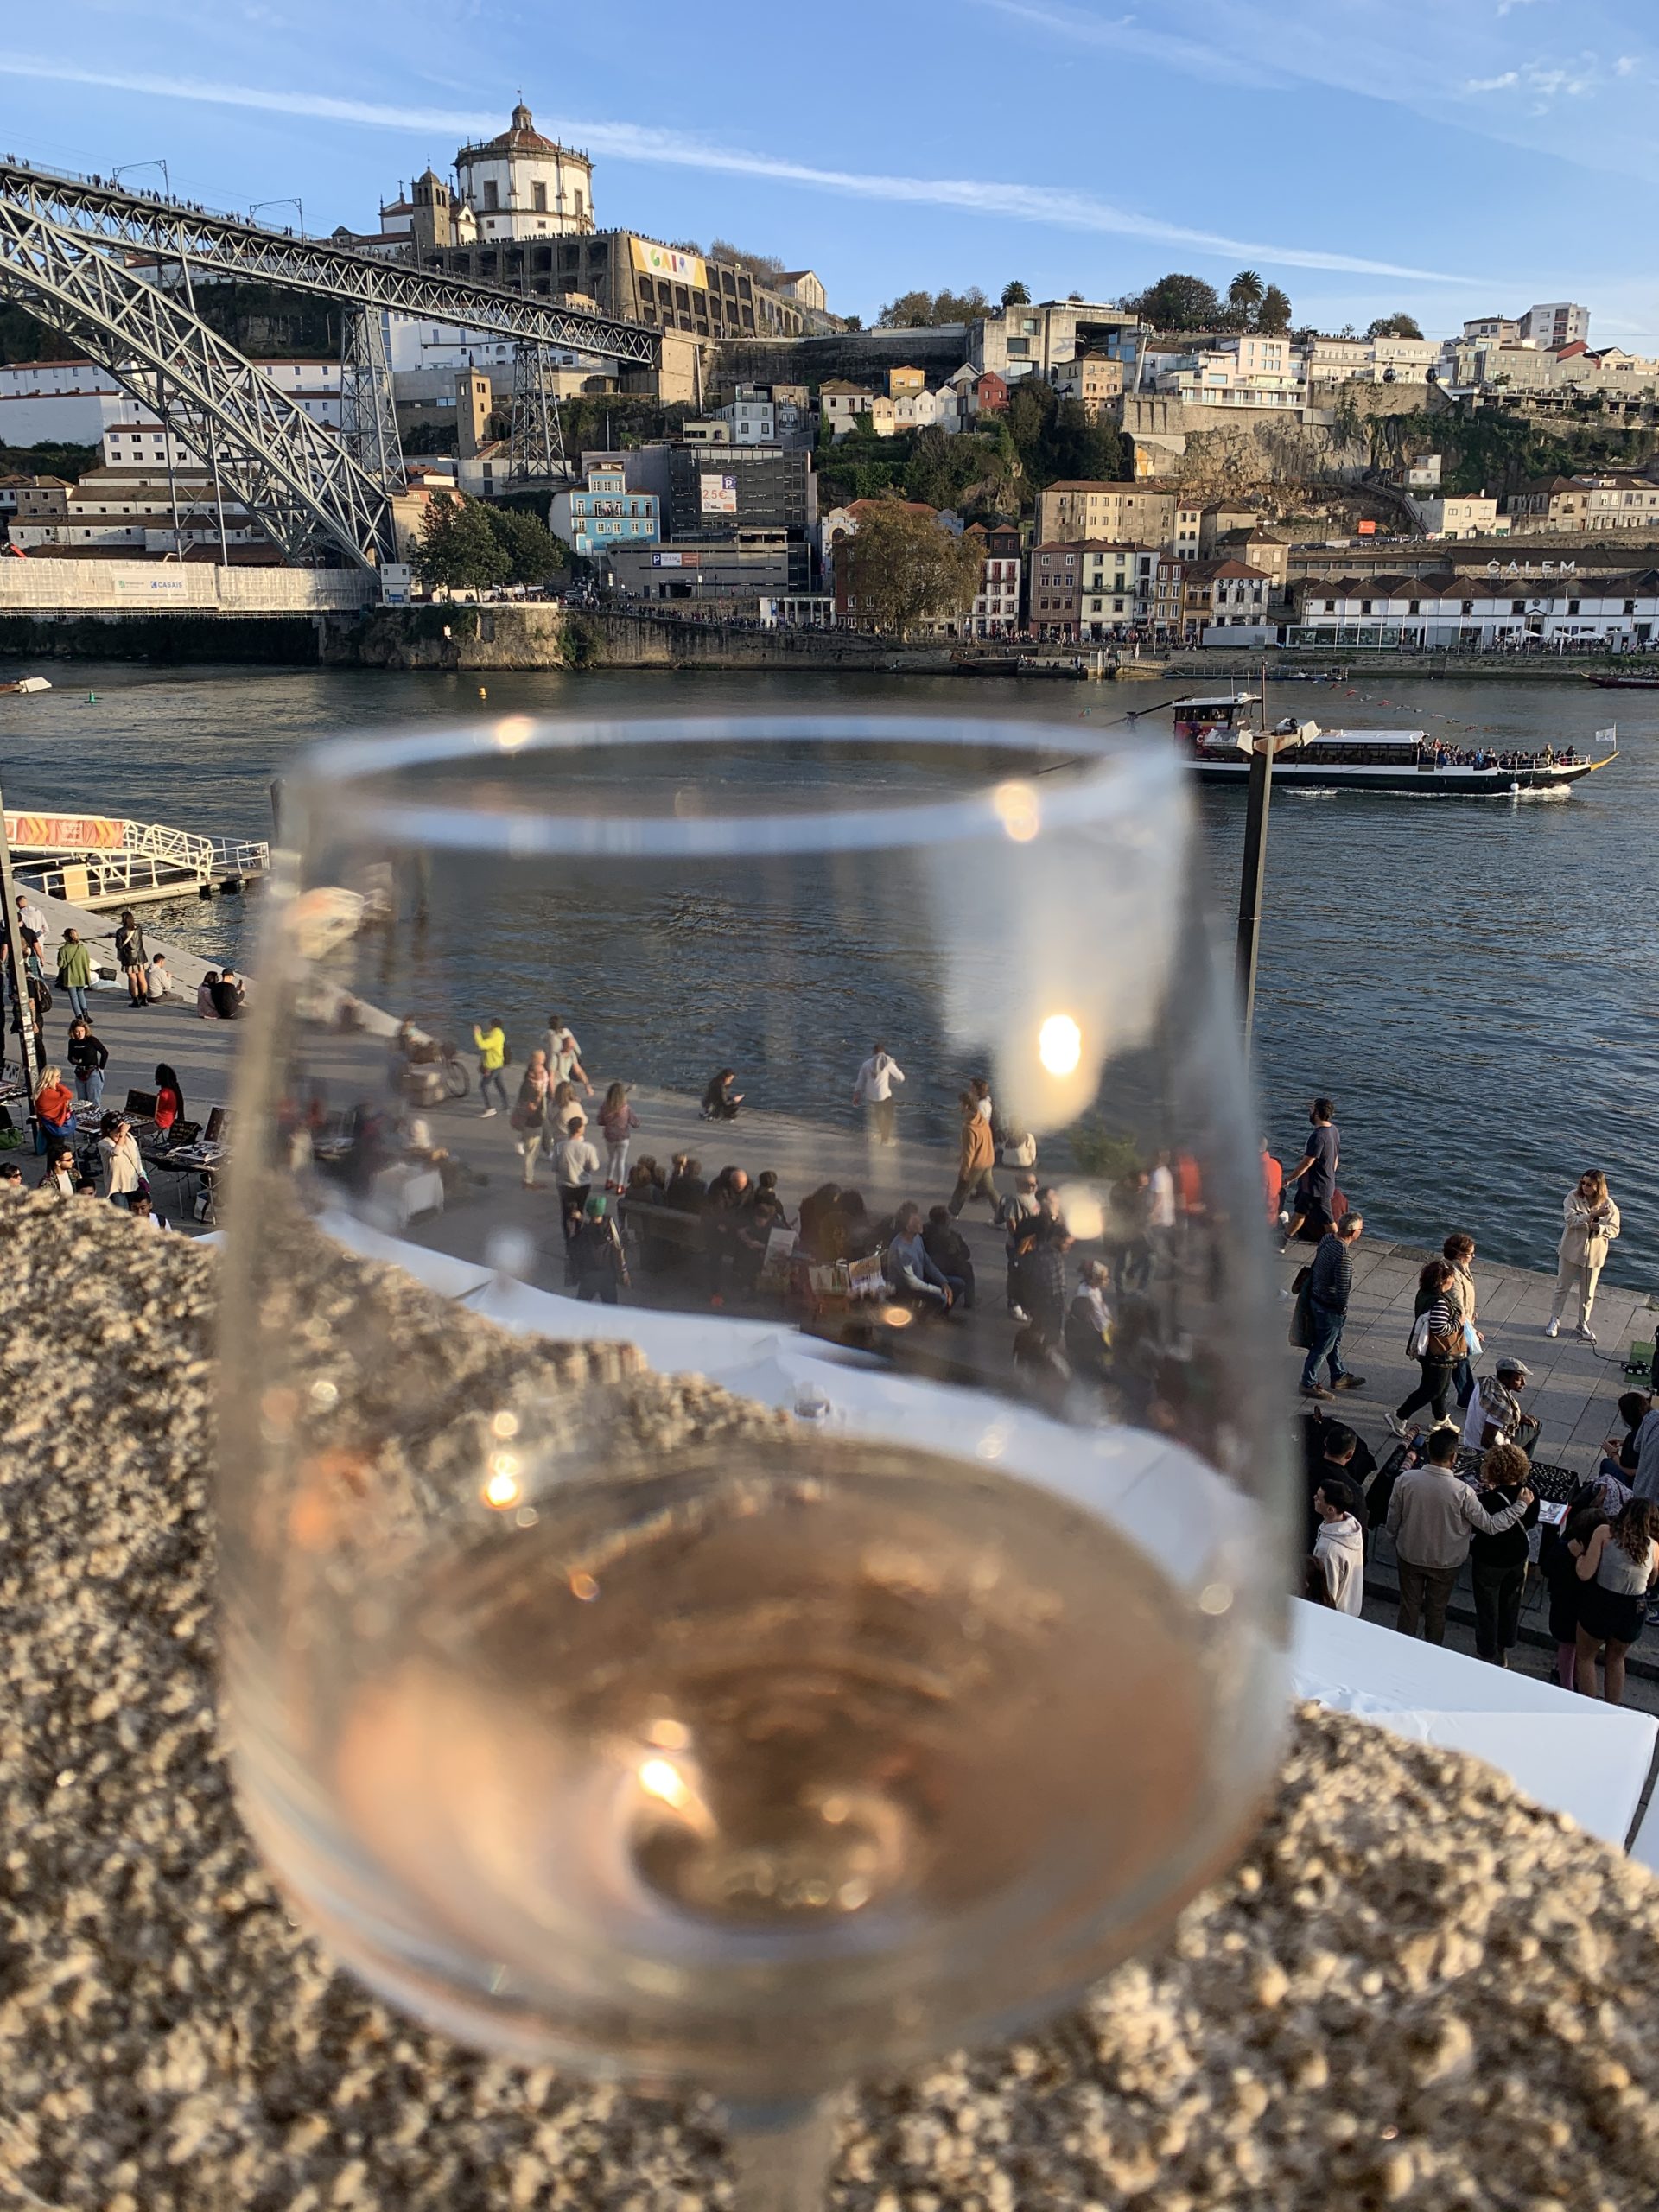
1407, 1311, 1432, 1359
1289, 1280, 1314, 1349
1464, 1321, 1483, 1357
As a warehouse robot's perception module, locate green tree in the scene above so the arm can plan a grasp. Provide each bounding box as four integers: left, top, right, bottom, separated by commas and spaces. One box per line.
843, 499, 986, 637
709, 238, 788, 284
902, 424, 1018, 516
1366, 313, 1424, 340
483, 502, 568, 584
412, 493, 510, 589
1001, 279, 1031, 306
1126, 272, 1222, 330
875, 286, 990, 329
1226, 269, 1264, 326
1256, 284, 1293, 335
1004, 379, 1128, 493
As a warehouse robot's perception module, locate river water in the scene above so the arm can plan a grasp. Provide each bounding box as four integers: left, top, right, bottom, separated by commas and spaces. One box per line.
4, 659, 1655, 1285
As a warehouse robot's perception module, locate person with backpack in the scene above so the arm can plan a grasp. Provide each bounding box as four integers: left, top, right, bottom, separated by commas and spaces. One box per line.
55, 927, 94, 1021
1388, 1257, 1463, 1440
113, 910, 147, 1007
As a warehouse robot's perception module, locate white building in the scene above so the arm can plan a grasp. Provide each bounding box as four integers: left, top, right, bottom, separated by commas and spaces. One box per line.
1522, 301, 1591, 350
715, 387, 776, 445
454, 104, 594, 241
1151, 333, 1307, 410
1289, 569, 1657, 650
1407, 493, 1507, 540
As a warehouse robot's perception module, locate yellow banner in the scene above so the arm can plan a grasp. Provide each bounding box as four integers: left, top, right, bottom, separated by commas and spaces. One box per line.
631, 237, 706, 290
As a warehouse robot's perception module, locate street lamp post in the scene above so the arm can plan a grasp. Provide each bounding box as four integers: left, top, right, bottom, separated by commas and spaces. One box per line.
113, 159, 169, 197
250, 196, 305, 238
1233, 663, 1276, 1058
0, 784, 44, 1125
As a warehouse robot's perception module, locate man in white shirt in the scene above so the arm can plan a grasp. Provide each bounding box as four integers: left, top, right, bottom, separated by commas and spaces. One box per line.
16, 892, 48, 947
543, 1013, 593, 1096
1147, 1151, 1178, 1273
550, 1114, 601, 1247
851, 1042, 905, 1145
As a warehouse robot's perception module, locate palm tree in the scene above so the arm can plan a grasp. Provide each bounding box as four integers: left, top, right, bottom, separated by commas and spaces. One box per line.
1227, 269, 1265, 325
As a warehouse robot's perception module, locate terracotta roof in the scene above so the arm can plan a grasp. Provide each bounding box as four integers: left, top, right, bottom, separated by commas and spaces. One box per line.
461, 104, 588, 163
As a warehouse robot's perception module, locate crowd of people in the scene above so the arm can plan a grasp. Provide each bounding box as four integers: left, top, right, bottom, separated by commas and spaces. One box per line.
3, 896, 213, 1217
1276, 1092, 1654, 1701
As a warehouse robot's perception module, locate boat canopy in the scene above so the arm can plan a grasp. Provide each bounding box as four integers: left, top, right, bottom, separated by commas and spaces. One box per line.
1172, 693, 1259, 711
1279, 725, 1427, 750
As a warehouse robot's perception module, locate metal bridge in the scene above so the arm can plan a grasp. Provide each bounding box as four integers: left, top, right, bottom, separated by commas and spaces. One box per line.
5, 805, 269, 908
0, 160, 658, 570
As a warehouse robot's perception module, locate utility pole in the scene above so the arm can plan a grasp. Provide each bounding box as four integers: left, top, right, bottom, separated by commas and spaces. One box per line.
1234, 661, 1274, 1055
0, 783, 44, 1116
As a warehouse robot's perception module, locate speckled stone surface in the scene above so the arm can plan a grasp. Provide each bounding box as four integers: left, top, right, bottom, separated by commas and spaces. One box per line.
3, 1194, 1659, 2211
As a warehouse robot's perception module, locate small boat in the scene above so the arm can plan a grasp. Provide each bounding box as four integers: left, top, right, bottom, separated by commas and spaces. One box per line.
1173, 694, 1616, 796
1586, 673, 1659, 690
0, 675, 52, 696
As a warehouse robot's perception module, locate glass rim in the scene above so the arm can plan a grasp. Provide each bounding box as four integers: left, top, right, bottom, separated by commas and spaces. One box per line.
288, 714, 1185, 861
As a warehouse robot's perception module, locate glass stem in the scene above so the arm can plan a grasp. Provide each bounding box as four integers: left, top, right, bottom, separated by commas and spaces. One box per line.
724, 2094, 841, 2212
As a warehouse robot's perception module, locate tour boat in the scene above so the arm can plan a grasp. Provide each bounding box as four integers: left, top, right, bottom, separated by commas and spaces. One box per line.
1586, 673, 1659, 690
1170, 694, 1616, 796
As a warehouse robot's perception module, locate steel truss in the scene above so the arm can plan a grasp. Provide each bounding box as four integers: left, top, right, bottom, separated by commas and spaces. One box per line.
340, 305, 404, 490
508, 344, 569, 483
0, 194, 394, 567
0, 160, 657, 365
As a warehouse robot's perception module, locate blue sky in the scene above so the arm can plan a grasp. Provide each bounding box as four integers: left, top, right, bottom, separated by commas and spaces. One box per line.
4, 0, 1656, 345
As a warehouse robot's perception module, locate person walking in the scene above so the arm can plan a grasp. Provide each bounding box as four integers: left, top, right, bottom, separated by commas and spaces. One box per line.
1468, 1442, 1540, 1668
543, 1014, 593, 1096
511, 1053, 552, 1187
1573, 1497, 1659, 1703
1443, 1232, 1478, 1407
948, 1092, 999, 1220
550, 1113, 601, 1248
852, 1043, 906, 1146
1147, 1151, 1179, 1274
65, 1020, 108, 1112
16, 889, 48, 950
113, 910, 148, 1007
1280, 1098, 1339, 1248
1546, 1169, 1620, 1345
1388, 1258, 1463, 1439
473, 1016, 509, 1117
1001, 1171, 1040, 1320
1298, 1213, 1366, 1402
1386, 1427, 1532, 1644
599, 1081, 639, 1192
1312, 1478, 1367, 1616
55, 927, 93, 1022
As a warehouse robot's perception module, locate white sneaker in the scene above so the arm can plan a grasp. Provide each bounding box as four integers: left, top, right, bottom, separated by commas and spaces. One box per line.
1576, 1325, 1598, 1346
480, 1107, 497, 1118
1543, 1317, 1559, 1338
1385, 1412, 1409, 1439
1007, 1305, 1030, 1324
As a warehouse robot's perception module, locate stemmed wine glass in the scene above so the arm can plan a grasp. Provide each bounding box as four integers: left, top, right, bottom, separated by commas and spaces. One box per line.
217, 715, 1290, 2208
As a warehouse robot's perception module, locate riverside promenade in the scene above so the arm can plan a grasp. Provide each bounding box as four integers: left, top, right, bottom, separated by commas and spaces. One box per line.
26, 886, 1656, 1710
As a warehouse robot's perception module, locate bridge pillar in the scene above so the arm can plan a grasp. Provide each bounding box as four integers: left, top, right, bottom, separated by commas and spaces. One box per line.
507, 343, 569, 486
340, 307, 404, 505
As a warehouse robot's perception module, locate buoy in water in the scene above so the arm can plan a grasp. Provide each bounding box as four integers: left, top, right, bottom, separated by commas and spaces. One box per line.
478, 685, 487, 700
86, 691, 97, 703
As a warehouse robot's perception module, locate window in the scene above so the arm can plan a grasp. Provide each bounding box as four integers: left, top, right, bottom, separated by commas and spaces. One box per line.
1568, 599, 1580, 615
1324, 600, 1336, 613
482, 181, 499, 212
1408, 599, 1420, 614
1512, 600, 1525, 615
532, 182, 547, 213
1360, 600, 1372, 615
1625, 600, 1637, 615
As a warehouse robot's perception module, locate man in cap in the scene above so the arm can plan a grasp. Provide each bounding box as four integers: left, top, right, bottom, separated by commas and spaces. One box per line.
1462, 1356, 1540, 1459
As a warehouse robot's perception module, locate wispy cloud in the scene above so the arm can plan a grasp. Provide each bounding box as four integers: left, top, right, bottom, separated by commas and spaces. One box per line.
0, 55, 1476, 282
969, 0, 1659, 182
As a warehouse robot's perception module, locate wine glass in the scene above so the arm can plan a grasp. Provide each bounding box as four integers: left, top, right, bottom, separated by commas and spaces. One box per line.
217, 715, 1289, 2209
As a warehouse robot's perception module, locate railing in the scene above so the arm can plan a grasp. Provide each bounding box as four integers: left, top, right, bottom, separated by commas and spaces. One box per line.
15, 824, 269, 903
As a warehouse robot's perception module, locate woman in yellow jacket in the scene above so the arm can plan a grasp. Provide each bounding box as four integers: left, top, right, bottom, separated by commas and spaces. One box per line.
473, 1017, 510, 1117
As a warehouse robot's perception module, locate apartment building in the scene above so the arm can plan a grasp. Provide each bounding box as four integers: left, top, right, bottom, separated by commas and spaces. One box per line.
1028, 543, 1082, 638
1508, 474, 1659, 534
1034, 480, 1177, 546
964, 519, 1022, 635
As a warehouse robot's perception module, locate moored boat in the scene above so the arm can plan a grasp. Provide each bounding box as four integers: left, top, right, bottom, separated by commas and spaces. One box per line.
0, 675, 52, 696
1586, 673, 1659, 690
